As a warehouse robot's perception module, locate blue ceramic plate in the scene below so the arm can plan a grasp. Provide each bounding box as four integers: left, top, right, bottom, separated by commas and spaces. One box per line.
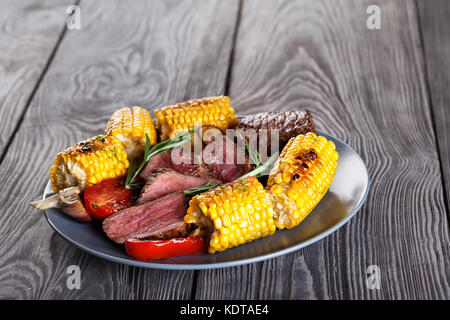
43, 129, 369, 270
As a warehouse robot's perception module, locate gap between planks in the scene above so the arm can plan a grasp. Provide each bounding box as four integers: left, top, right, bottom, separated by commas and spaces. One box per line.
190, 0, 243, 300
224, 0, 244, 97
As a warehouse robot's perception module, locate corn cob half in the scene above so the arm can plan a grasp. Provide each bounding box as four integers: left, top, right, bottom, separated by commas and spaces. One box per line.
154, 96, 239, 140
266, 132, 338, 229
105, 106, 157, 162
185, 176, 276, 253
50, 135, 129, 193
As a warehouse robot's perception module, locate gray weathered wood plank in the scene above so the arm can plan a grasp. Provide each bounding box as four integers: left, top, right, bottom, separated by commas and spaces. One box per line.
195, 0, 450, 299
0, 0, 239, 299
0, 0, 70, 156
417, 0, 450, 218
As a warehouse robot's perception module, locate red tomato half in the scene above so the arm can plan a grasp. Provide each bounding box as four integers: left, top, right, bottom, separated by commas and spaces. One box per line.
124, 237, 207, 260
84, 178, 138, 220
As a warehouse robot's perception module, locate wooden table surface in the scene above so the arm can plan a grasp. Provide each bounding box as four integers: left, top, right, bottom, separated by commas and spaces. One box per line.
0, 0, 448, 300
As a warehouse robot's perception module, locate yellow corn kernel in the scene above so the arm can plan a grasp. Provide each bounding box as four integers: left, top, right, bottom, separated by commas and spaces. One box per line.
105, 106, 157, 161
185, 176, 276, 254
274, 173, 283, 184
270, 185, 283, 194
154, 96, 239, 140
267, 132, 338, 229
50, 135, 129, 192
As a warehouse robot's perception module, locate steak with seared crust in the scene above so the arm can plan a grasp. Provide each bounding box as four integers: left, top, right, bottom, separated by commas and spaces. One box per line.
102, 192, 189, 244
235, 110, 316, 151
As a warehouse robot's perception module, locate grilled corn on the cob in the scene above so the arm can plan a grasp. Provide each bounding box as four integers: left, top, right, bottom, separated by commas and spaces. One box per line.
105, 106, 157, 161
50, 135, 129, 193
185, 176, 276, 253
266, 132, 338, 229
154, 96, 239, 140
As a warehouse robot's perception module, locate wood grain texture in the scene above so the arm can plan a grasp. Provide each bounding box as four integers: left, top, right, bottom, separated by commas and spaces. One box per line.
0, 0, 70, 156
417, 0, 450, 219
195, 0, 450, 299
0, 0, 239, 299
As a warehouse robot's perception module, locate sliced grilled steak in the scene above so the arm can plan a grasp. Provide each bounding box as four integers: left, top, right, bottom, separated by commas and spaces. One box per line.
140, 136, 251, 183
235, 110, 316, 151
202, 136, 252, 182
102, 192, 188, 244
139, 148, 216, 181
169, 147, 206, 177
143, 221, 189, 240
139, 152, 172, 180
138, 169, 219, 204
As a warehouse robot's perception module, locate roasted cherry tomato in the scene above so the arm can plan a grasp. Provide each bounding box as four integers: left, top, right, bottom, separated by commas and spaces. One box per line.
124, 237, 206, 260
84, 178, 138, 220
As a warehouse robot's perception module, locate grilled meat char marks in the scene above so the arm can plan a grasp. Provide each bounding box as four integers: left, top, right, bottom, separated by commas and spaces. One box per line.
235, 110, 316, 151
138, 169, 220, 204
102, 192, 189, 244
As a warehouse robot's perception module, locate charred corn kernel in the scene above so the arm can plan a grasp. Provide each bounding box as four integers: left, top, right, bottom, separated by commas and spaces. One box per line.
105, 106, 157, 161
267, 132, 338, 229
154, 96, 239, 140
50, 135, 129, 193
270, 185, 283, 194
185, 176, 276, 253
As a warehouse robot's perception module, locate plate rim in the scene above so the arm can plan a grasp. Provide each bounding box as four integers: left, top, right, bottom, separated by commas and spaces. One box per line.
43, 129, 370, 270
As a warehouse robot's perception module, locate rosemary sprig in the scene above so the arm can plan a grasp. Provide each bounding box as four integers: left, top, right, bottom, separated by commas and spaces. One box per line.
125, 161, 144, 189
182, 152, 279, 196
125, 129, 194, 189
245, 139, 262, 167
239, 152, 278, 180
184, 180, 222, 196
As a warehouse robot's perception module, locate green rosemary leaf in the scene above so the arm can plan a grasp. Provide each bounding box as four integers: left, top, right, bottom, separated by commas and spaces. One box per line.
183, 153, 279, 196
144, 134, 151, 162
239, 152, 279, 180
125, 161, 135, 189
246, 139, 262, 167
184, 180, 222, 196
131, 133, 151, 182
